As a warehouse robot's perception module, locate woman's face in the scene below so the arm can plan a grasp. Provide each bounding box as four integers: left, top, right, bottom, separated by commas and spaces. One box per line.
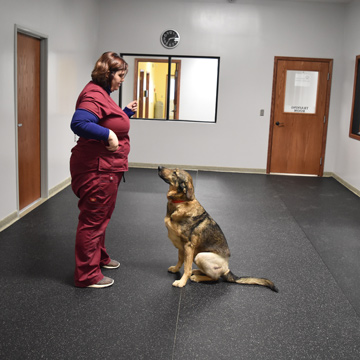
110, 70, 126, 92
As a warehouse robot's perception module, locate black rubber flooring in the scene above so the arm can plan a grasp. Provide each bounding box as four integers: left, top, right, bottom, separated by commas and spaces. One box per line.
1, 168, 360, 359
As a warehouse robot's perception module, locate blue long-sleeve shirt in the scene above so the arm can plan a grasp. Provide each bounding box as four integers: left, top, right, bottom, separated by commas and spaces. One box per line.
71, 107, 134, 141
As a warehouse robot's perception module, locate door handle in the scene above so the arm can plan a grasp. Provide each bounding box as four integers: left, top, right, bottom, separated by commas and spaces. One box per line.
18, 123, 23, 127
275, 121, 284, 127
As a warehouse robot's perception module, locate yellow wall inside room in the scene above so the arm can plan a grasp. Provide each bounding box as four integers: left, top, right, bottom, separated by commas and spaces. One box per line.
137, 61, 177, 119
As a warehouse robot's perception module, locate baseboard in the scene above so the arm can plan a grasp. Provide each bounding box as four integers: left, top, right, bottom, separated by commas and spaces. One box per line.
129, 162, 266, 174
0, 177, 71, 233
0, 211, 18, 232
49, 177, 71, 197
330, 172, 360, 197
130, 164, 360, 197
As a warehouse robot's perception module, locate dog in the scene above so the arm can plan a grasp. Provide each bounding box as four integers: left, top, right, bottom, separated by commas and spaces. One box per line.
158, 166, 278, 292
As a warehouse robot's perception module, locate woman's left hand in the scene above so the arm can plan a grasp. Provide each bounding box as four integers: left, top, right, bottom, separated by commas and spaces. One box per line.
127, 100, 138, 113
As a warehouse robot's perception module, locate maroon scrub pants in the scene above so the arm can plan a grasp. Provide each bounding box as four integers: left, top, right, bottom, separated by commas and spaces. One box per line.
71, 171, 123, 287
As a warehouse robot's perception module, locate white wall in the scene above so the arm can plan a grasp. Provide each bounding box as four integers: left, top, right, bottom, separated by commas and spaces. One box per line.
0, 0, 99, 222
2, 0, 360, 225
98, 0, 345, 170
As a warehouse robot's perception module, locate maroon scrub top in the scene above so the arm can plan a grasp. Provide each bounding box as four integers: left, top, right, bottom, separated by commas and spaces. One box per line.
70, 81, 130, 176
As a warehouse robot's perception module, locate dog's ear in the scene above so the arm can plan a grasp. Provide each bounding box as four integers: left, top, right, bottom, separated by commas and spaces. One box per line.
179, 182, 187, 194
185, 180, 194, 200
179, 178, 194, 200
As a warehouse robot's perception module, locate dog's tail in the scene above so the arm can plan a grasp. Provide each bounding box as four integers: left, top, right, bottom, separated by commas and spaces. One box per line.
222, 270, 278, 292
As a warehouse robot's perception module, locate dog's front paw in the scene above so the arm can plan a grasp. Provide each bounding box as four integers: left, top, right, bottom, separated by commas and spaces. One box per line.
172, 280, 186, 287
168, 266, 180, 273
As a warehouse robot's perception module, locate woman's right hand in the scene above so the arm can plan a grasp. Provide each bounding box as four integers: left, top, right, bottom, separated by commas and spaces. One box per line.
106, 130, 119, 152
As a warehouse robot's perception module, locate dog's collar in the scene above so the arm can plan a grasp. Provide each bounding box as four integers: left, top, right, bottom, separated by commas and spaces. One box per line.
171, 199, 186, 203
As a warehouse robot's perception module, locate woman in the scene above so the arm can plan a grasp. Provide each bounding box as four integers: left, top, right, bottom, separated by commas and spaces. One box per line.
70, 52, 137, 288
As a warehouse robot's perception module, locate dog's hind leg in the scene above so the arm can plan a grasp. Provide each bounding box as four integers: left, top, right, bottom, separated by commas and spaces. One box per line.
193, 252, 229, 281
192, 269, 205, 275
190, 274, 215, 283
191, 268, 214, 282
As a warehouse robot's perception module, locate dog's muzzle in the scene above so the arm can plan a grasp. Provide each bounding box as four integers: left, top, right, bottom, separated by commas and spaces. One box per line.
158, 166, 171, 184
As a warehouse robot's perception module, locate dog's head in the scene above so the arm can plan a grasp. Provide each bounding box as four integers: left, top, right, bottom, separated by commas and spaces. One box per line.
158, 166, 195, 201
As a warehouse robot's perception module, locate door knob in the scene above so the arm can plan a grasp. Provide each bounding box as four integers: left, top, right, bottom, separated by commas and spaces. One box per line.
275, 121, 284, 127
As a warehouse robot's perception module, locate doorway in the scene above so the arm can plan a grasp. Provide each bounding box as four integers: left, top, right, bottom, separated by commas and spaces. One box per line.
267, 57, 333, 176
16, 26, 48, 212
133, 58, 181, 119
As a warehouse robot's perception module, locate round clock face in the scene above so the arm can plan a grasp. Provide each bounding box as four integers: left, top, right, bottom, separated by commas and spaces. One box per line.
160, 29, 180, 49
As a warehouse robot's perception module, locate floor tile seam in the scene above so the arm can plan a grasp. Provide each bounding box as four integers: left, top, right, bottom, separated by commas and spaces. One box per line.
295, 219, 360, 319
275, 190, 360, 319
171, 289, 184, 360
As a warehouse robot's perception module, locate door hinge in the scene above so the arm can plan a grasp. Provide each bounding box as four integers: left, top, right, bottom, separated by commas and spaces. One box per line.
324, 116, 326, 123
320, 158, 323, 165
327, 73, 330, 80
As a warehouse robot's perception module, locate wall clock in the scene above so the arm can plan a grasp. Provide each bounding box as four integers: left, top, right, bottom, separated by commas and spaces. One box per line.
160, 29, 180, 49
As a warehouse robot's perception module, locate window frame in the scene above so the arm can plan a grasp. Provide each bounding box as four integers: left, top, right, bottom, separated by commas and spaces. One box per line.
349, 55, 360, 140
119, 53, 220, 123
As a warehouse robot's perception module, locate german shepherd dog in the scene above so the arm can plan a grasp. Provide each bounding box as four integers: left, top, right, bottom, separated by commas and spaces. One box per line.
158, 166, 278, 292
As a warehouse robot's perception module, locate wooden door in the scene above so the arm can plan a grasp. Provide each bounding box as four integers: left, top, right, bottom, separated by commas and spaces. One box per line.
170, 61, 180, 120
145, 72, 150, 118
137, 70, 150, 118
138, 70, 144, 118
267, 57, 332, 176
17, 33, 41, 210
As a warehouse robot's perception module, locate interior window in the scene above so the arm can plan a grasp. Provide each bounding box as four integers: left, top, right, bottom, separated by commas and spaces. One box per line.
120, 54, 220, 123
284, 71, 319, 114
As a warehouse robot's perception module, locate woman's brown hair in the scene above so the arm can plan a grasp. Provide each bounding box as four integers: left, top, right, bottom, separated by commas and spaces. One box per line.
91, 52, 128, 89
